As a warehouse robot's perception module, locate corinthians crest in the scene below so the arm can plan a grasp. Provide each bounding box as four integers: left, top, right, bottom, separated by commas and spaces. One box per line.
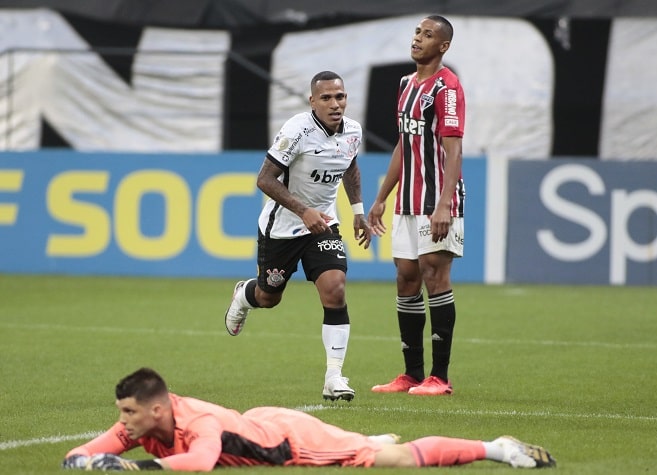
266, 268, 286, 287
346, 136, 360, 158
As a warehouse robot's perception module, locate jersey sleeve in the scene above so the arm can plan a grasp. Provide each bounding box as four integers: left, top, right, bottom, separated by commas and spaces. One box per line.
159, 415, 223, 472
436, 77, 465, 137
266, 117, 305, 168
66, 422, 139, 458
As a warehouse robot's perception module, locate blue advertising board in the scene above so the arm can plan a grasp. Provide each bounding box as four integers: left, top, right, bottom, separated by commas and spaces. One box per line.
506, 160, 657, 285
0, 151, 486, 282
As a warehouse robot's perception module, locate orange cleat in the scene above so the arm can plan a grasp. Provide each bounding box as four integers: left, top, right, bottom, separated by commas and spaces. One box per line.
371, 374, 421, 393
407, 376, 453, 396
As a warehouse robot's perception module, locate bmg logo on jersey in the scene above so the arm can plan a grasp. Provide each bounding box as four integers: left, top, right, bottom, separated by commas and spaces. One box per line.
317, 238, 345, 252
310, 169, 344, 183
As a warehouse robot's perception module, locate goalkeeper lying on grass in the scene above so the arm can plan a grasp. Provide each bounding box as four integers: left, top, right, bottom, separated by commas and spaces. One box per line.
62, 367, 555, 471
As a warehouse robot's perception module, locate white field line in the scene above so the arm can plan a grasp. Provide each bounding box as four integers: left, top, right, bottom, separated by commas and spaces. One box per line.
1, 322, 656, 350
0, 431, 103, 450
1, 323, 655, 451
296, 405, 657, 422
2, 404, 656, 452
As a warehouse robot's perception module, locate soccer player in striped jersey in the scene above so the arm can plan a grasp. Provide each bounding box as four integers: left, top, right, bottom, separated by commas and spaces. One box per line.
223, 71, 371, 401
369, 15, 466, 396
62, 368, 556, 471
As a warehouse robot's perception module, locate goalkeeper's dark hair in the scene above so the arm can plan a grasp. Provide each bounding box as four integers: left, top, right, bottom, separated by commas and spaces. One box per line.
116, 367, 168, 402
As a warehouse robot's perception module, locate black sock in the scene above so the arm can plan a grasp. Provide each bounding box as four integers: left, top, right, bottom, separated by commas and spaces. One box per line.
244, 279, 260, 308
397, 292, 425, 382
428, 290, 456, 382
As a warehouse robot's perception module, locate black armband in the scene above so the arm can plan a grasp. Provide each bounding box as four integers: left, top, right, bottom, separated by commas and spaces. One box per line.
134, 459, 163, 470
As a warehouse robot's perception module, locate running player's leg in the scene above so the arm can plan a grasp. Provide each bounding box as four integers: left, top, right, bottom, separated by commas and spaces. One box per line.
301, 226, 353, 400
224, 231, 302, 335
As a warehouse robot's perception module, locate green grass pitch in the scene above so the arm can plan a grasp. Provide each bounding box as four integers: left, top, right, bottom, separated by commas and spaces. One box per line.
1, 274, 656, 474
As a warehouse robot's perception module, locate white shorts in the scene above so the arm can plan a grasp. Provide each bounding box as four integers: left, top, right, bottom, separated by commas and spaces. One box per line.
391, 214, 464, 259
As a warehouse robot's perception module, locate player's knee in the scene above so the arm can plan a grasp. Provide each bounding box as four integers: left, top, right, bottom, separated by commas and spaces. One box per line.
326, 281, 345, 302
396, 274, 422, 295
316, 272, 346, 305
255, 289, 282, 308
420, 265, 451, 289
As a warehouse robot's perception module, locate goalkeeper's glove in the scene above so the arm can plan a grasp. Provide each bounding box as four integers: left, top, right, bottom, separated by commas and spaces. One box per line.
61, 454, 90, 469
62, 453, 162, 471
88, 453, 141, 471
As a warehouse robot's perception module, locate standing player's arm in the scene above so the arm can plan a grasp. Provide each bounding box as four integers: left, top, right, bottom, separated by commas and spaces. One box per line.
342, 158, 372, 249
368, 141, 401, 236
257, 157, 330, 234
431, 135, 462, 242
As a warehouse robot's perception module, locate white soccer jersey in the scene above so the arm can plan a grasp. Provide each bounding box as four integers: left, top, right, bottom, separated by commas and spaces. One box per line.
258, 111, 362, 239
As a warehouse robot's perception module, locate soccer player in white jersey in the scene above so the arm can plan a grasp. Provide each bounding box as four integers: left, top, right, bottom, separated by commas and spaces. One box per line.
368, 15, 466, 396
224, 71, 371, 401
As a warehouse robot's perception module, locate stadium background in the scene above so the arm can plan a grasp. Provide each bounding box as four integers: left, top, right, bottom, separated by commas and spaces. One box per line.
1, 0, 656, 285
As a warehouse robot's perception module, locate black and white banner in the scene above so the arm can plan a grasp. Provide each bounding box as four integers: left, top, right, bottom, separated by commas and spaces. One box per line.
1, 9, 656, 160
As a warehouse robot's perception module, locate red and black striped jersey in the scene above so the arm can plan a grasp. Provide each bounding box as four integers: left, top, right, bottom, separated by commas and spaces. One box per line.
395, 67, 465, 217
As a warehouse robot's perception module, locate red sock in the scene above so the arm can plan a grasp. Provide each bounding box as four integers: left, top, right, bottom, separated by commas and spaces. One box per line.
405, 436, 486, 466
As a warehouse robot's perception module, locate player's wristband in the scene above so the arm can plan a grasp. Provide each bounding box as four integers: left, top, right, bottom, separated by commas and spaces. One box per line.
135, 459, 163, 470
351, 202, 364, 215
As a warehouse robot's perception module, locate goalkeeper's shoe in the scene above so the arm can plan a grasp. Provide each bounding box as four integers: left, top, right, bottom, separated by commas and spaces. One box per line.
371, 374, 421, 393
493, 436, 557, 468
323, 376, 355, 401
225, 280, 249, 336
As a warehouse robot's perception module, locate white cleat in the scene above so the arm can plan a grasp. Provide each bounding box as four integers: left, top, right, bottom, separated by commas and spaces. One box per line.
322, 376, 355, 401
224, 281, 249, 336
494, 436, 556, 468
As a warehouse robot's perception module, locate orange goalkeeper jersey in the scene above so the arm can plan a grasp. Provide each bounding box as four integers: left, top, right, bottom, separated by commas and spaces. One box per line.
67, 393, 381, 471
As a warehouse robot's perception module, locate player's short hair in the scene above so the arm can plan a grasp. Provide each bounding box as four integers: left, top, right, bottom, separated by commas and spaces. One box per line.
115, 367, 168, 402
310, 71, 343, 90
425, 15, 454, 41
